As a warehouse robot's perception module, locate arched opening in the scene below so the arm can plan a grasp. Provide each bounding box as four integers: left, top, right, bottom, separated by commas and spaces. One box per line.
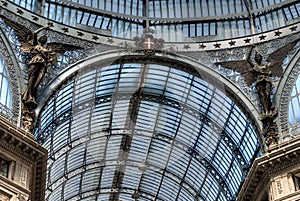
0, 56, 12, 118
36, 54, 261, 201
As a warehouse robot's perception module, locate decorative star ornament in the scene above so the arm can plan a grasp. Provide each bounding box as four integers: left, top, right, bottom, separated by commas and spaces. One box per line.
77, 31, 84, 37
107, 38, 114, 43
274, 30, 282, 36
199, 43, 206, 49
229, 40, 236, 46
183, 44, 191, 50
2, 1, 8, 7
290, 26, 297, 32
213, 43, 221, 48
16, 9, 24, 15
244, 38, 251, 43
92, 35, 99, 41
61, 27, 69, 33
259, 35, 266, 40
32, 16, 39, 21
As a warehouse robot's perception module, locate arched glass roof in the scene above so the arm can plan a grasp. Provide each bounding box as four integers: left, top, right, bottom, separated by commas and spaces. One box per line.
0, 56, 12, 117
36, 62, 260, 201
11, 0, 299, 41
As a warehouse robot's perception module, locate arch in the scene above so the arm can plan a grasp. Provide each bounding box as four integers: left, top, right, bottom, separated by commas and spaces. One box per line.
0, 57, 12, 112
36, 51, 262, 201
276, 47, 300, 140
37, 51, 262, 142
0, 26, 24, 125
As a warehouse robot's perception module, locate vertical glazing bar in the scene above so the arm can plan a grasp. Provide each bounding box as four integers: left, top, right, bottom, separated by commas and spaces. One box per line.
179, 0, 183, 18
165, 1, 169, 18
145, 0, 149, 28
192, 0, 196, 17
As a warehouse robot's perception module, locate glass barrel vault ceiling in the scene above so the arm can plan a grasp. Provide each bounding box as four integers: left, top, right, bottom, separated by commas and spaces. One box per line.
39, 0, 300, 40
36, 63, 260, 201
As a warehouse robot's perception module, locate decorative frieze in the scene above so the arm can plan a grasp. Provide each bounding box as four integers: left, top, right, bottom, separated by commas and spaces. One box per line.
0, 116, 47, 200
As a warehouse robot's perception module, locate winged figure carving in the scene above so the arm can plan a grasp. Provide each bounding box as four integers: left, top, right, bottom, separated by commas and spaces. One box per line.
217, 41, 299, 115
0, 15, 82, 106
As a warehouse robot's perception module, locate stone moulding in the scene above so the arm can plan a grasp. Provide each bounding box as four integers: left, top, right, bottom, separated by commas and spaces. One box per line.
237, 136, 300, 201
0, 116, 47, 201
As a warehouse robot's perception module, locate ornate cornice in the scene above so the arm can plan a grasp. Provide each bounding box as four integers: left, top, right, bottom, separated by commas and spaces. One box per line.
0, 116, 47, 161
237, 136, 300, 201
0, 116, 47, 201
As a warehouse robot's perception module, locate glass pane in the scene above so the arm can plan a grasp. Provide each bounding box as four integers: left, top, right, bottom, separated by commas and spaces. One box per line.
37, 63, 260, 201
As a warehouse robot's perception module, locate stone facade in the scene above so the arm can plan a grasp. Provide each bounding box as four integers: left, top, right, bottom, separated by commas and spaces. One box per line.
237, 135, 300, 201
0, 116, 47, 201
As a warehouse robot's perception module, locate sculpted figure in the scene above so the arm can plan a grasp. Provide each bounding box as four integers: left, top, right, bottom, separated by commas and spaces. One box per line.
247, 48, 274, 115
1, 16, 82, 132
0, 16, 81, 107
216, 42, 299, 146
216, 42, 299, 117
21, 27, 54, 105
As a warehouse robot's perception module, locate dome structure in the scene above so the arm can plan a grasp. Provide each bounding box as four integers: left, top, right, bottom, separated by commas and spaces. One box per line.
35, 54, 261, 201
0, 1, 299, 201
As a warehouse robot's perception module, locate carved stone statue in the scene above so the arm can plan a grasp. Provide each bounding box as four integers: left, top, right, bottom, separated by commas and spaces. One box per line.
21, 107, 35, 132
